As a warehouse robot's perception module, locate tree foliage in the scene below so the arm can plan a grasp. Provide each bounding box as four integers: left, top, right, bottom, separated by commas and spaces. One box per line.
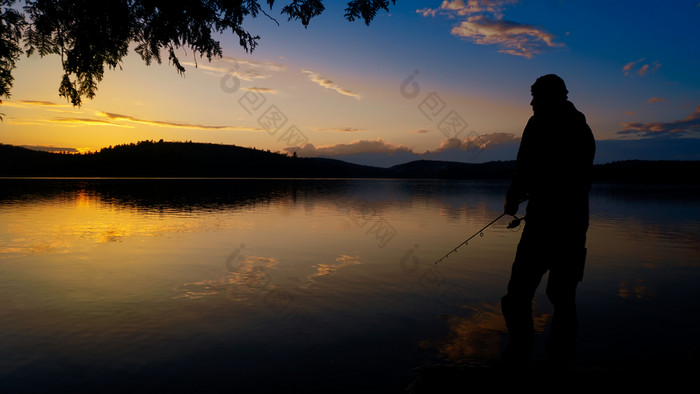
0, 0, 395, 107
0, 0, 24, 114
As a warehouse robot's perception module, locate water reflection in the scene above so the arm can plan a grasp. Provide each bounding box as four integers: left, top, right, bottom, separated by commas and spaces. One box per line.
176, 254, 279, 301
420, 303, 550, 365
308, 254, 362, 281
1, 178, 699, 392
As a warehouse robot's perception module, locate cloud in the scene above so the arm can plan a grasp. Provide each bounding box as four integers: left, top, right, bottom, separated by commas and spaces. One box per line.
1, 100, 67, 108
285, 132, 519, 158
301, 69, 361, 100
18, 100, 62, 106
243, 87, 279, 94
5, 119, 46, 126
429, 132, 520, 153
617, 105, 700, 137
646, 97, 666, 104
417, 7, 438, 17
418, 0, 561, 58
3, 101, 266, 132
623, 58, 661, 77
1, 99, 84, 115
284, 138, 412, 157
184, 56, 286, 81
451, 16, 563, 58
275, 132, 700, 165
97, 112, 265, 131
280, 132, 525, 166
185, 63, 267, 81
220, 56, 286, 73
419, 0, 519, 18
314, 127, 365, 132
49, 117, 129, 127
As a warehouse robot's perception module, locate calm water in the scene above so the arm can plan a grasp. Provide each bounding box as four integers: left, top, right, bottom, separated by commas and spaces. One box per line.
1, 178, 699, 392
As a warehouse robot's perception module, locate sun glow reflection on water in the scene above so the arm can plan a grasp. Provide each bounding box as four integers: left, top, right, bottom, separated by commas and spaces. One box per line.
1, 179, 699, 391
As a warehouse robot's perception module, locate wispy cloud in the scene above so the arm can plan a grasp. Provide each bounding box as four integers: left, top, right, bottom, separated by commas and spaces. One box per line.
243, 87, 279, 94
647, 97, 666, 104
5, 119, 46, 126
49, 117, 129, 127
220, 56, 286, 73
623, 58, 661, 77
2, 100, 67, 108
314, 127, 365, 132
617, 105, 700, 137
13, 99, 85, 114
97, 112, 265, 131
184, 56, 286, 81
418, 0, 562, 58
3, 101, 266, 132
301, 69, 361, 100
419, 0, 518, 18
18, 100, 62, 106
184, 62, 267, 81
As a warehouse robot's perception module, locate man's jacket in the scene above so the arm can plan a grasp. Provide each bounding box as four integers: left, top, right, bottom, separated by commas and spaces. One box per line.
506, 101, 596, 230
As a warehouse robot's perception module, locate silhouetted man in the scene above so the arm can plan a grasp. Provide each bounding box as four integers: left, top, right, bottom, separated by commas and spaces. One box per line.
501, 74, 595, 370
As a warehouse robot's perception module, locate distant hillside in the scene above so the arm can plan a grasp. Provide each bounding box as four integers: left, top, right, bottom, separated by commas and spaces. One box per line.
0, 141, 387, 178
389, 158, 700, 183
388, 160, 515, 179
1, 141, 699, 182
591, 160, 700, 183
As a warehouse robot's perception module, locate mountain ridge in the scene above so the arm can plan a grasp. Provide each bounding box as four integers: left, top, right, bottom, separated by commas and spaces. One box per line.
1, 140, 698, 183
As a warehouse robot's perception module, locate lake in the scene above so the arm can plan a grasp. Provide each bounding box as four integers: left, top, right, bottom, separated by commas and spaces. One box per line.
1, 178, 699, 392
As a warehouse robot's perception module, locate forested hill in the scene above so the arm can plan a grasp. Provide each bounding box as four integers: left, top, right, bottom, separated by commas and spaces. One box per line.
1, 141, 698, 183
0, 141, 385, 178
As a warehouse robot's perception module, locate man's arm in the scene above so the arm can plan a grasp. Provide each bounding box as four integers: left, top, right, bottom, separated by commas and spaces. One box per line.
504, 118, 534, 215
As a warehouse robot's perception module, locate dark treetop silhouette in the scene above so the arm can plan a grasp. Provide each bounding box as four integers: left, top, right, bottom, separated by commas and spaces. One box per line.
2, 140, 698, 180
501, 74, 596, 370
0, 0, 396, 107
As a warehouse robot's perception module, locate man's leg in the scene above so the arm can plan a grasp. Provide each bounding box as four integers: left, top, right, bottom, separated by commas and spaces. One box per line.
501, 235, 548, 366
544, 246, 587, 367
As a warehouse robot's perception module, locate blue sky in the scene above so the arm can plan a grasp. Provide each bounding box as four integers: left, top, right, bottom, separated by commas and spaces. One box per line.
1, 0, 699, 165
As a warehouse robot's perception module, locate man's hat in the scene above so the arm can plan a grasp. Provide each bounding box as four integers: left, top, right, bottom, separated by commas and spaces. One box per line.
531, 74, 568, 100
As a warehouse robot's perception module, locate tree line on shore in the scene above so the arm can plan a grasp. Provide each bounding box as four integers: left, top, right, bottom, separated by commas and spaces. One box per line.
1, 140, 698, 183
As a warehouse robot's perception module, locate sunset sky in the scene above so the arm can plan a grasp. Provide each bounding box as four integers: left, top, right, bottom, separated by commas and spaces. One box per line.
1, 0, 699, 165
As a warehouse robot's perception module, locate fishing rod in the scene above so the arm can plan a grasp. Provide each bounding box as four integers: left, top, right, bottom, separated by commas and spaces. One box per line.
434, 213, 524, 265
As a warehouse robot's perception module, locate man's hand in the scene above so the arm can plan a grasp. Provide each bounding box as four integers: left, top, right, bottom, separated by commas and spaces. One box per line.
504, 199, 519, 216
